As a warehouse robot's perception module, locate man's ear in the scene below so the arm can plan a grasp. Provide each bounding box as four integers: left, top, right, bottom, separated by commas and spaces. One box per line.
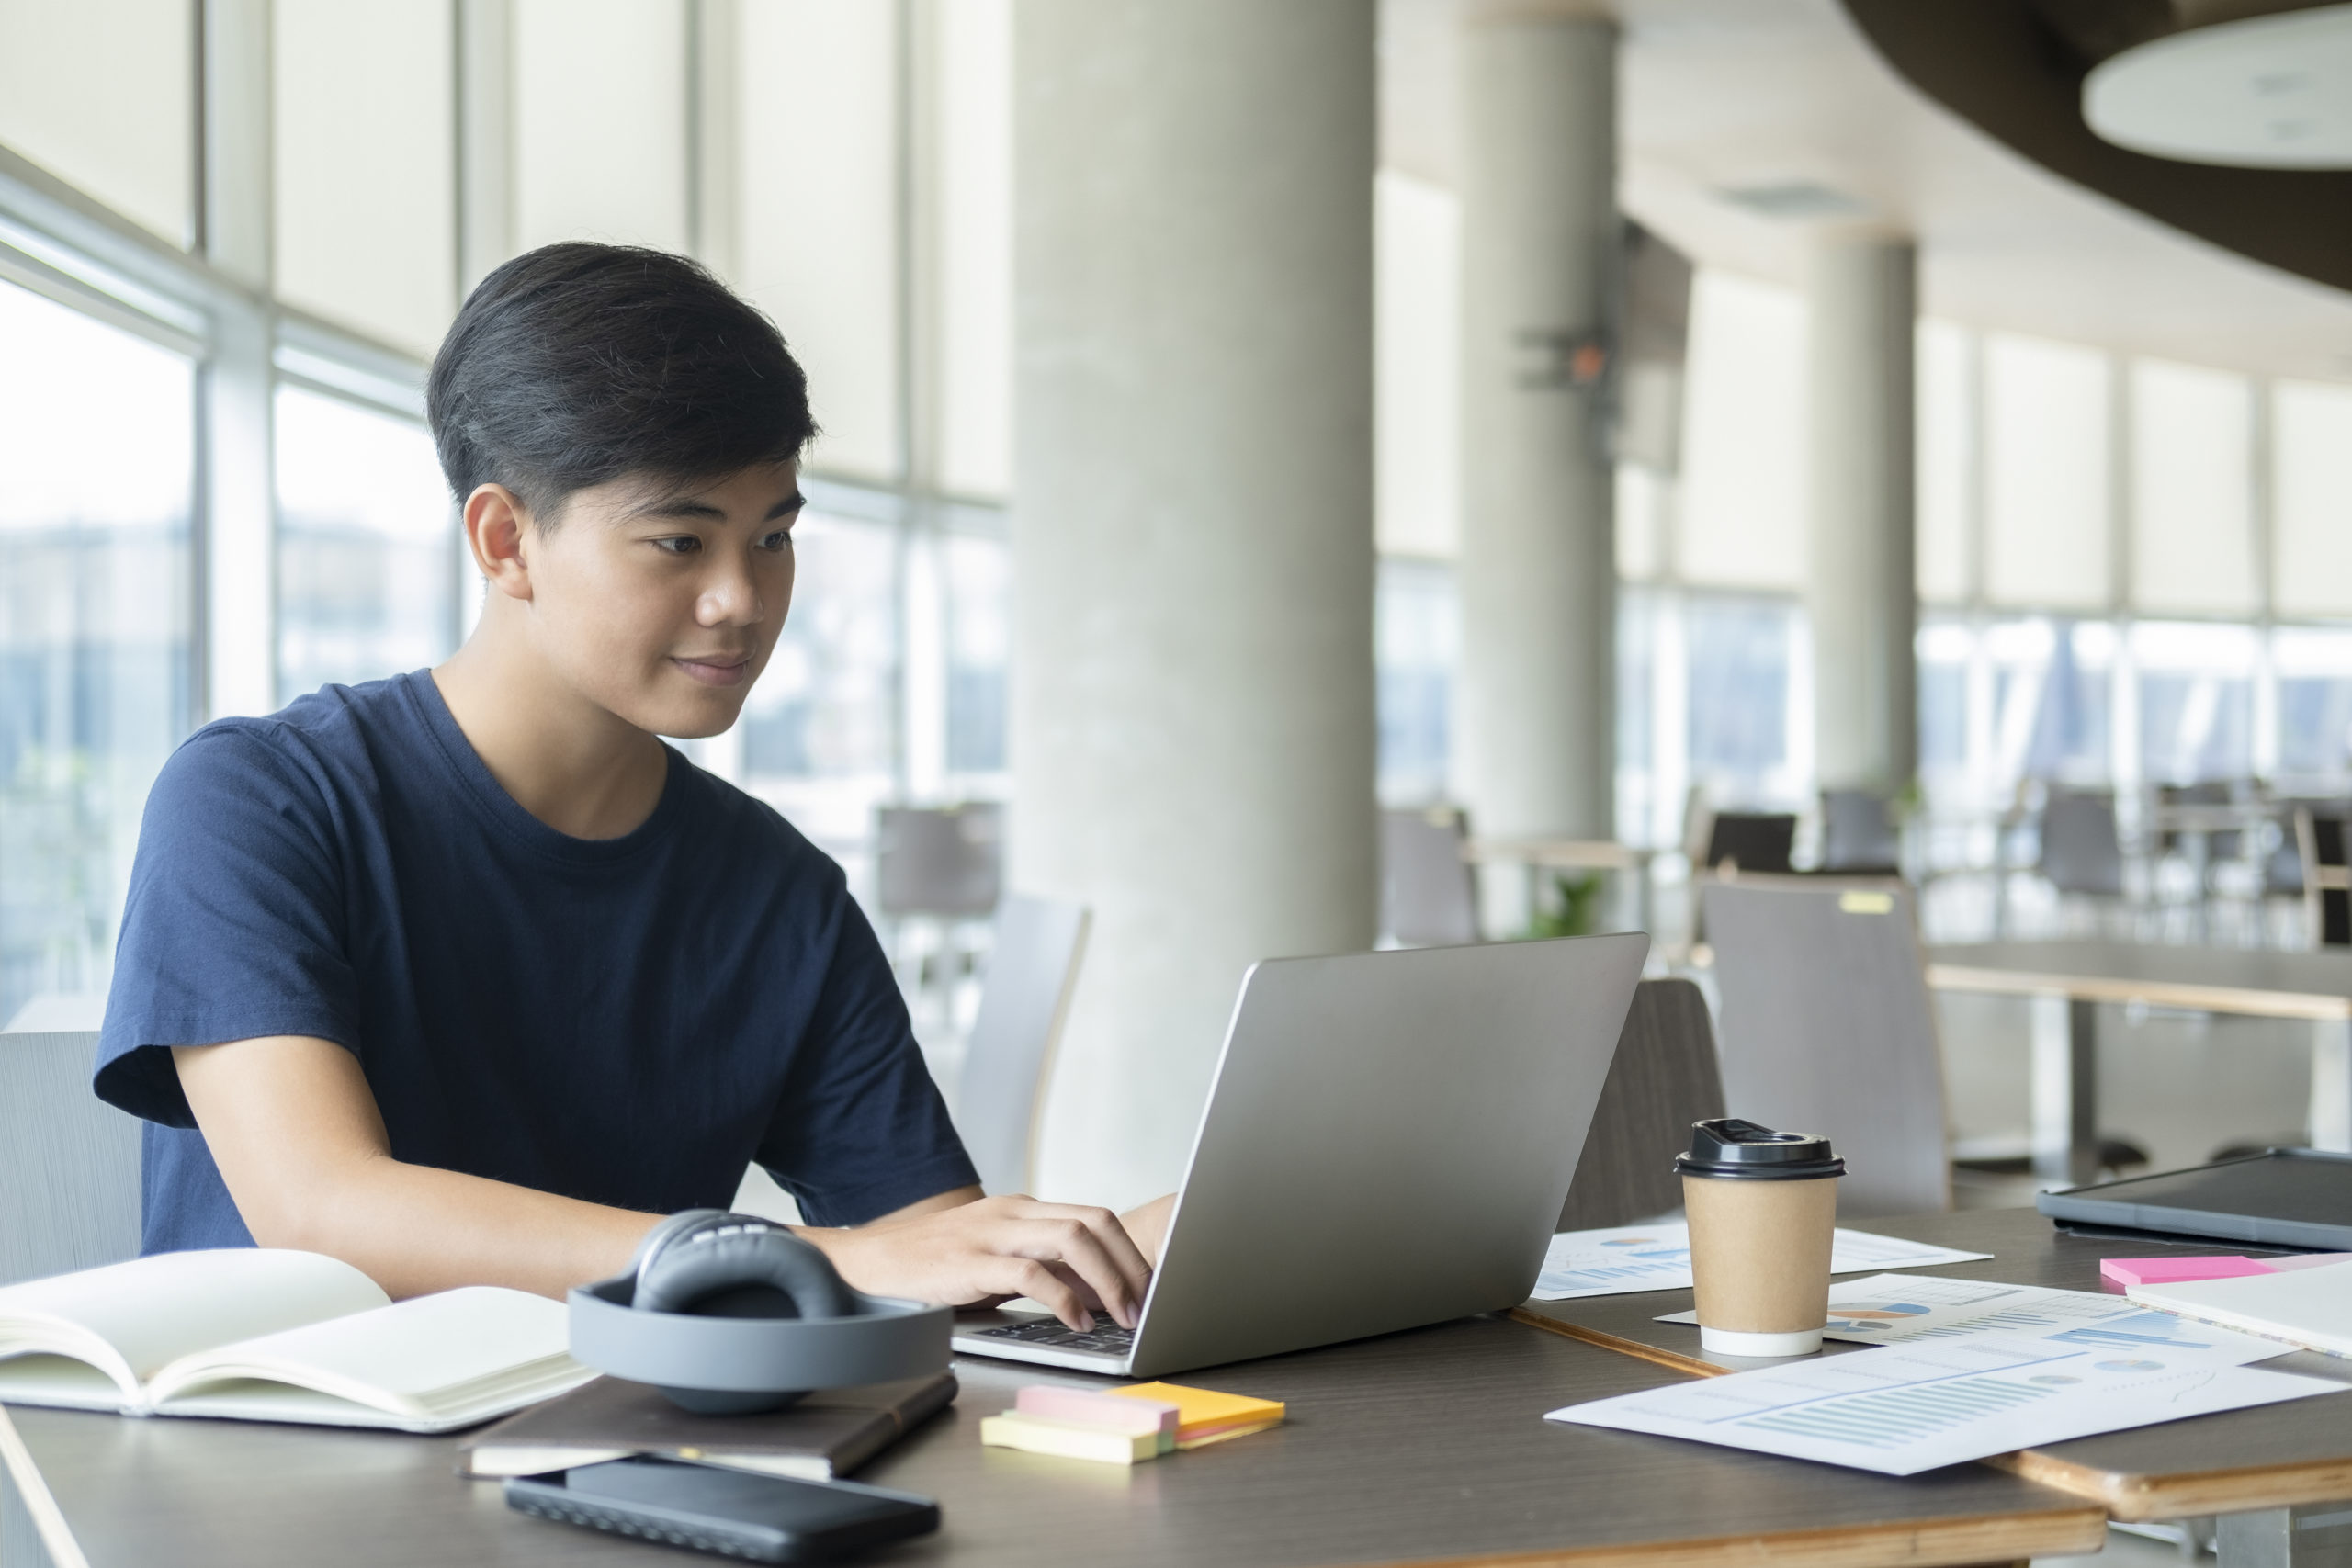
464, 483, 536, 602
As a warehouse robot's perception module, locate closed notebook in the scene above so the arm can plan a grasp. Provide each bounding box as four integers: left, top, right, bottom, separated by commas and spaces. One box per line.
2128, 1258, 2352, 1359
0, 1250, 590, 1434
458, 1371, 959, 1481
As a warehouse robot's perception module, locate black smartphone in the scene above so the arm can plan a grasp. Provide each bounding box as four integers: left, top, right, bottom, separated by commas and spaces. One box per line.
505, 1456, 940, 1562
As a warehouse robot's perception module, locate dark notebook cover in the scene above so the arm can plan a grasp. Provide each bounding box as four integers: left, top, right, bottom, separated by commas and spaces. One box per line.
456, 1372, 958, 1481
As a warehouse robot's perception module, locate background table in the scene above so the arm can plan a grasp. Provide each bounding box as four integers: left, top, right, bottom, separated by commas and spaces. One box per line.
1926, 942, 2352, 1182
1514, 1208, 2352, 1541
3, 1303, 2108, 1568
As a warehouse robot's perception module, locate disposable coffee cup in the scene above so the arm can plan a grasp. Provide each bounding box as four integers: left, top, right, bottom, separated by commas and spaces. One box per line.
1676, 1117, 1845, 1357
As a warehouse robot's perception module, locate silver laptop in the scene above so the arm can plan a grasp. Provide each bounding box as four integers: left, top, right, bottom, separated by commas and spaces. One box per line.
952, 931, 1648, 1377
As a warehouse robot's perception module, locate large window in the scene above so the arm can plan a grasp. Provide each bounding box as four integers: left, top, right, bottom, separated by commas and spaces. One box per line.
0, 280, 194, 1024
1376, 558, 1457, 806
275, 386, 457, 702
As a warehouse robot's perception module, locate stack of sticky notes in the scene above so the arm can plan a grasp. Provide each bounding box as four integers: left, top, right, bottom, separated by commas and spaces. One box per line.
1114, 1382, 1285, 1450
2099, 1253, 2352, 1289
978, 1382, 1285, 1466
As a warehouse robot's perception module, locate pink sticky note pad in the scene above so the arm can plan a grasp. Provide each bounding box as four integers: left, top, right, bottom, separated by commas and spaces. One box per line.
2100, 1256, 2275, 1288
1015, 1385, 1180, 1437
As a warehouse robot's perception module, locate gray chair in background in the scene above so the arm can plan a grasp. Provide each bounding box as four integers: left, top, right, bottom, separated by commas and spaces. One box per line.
1820, 788, 1900, 874
952, 895, 1091, 1197
0, 1031, 141, 1287
1380, 806, 1478, 947
1701, 812, 1797, 874
1701, 881, 1951, 1216
876, 803, 1003, 919
2038, 788, 2125, 897
1557, 978, 1725, 1232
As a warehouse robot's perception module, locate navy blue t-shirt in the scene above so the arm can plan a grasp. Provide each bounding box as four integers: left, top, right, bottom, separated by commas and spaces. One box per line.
96, 671, 975, 1253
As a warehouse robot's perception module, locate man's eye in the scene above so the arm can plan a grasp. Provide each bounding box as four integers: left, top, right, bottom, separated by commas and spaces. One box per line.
653, 536, 701, 556
759, 529, 795, 552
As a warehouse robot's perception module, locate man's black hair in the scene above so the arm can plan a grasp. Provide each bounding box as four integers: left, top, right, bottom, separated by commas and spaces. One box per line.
427, 242, 815, 520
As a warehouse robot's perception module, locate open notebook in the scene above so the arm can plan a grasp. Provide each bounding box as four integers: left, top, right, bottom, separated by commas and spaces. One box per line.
0, 1250, 593, 1433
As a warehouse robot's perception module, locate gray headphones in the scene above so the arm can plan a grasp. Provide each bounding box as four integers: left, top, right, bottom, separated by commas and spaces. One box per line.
568, 1209, 953, 1416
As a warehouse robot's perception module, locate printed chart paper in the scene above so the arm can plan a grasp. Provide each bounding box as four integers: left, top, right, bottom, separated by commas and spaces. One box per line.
1533, 1225, 1991, 1301
1653, 1274, 2291, 1364
1546, 1333, 2345, 1475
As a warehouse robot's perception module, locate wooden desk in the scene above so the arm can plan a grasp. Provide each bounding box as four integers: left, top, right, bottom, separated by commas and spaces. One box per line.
1926, 941, 2352, 1182
1, 1310, 2107, 1568
1513, 1207, 2352, 1533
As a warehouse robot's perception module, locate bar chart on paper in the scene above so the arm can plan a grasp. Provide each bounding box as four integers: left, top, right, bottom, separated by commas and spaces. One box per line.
1548, 1335, 2346, 1475
1654, 1274, 2292, 1363
1532, 1226, 1989, 1300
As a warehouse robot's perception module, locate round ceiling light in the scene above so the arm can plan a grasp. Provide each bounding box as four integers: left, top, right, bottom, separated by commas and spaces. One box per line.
2084, 2, 2352, 169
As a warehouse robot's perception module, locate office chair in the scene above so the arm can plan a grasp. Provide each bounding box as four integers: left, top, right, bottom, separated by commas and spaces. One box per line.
1557, 978, 1725, 1232
1701, 882, 1951, 1216
2295, 806, 2351, 948
1701, 812, 1796, 875
1819, 788, 1901, 874
1379, 806, 1479, 947
0, 1031, 141, 1287
875, 804, 1003, 919
953, 895, 1091, 1197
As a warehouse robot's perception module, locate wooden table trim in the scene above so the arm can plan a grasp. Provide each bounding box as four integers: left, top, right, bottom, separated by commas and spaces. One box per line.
1363, 1510, 2104, 1568
1986, 1449, 2352, 1524
1924, 962, 2352, 1022
1508, 1308, 1724, 1381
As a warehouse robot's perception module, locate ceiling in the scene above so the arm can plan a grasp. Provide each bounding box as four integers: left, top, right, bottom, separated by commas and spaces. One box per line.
1380, 0, 2352, 382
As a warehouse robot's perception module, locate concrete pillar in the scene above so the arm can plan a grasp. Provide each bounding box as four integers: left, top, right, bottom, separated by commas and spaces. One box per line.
1805, 231, 1918, 791
1453, 7, 1619, 846
1012, 0, 1378, 1208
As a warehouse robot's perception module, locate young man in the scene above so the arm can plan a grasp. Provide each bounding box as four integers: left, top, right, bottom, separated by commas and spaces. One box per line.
96, 243, 1159, 1331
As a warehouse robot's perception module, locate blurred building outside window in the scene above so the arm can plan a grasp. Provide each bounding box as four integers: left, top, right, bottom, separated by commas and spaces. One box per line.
275, 385, 458, 704
0, 279, 195, 1028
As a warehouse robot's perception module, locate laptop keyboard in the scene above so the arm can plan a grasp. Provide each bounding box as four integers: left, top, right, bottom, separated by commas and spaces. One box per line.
969, 1317, 1136, 1354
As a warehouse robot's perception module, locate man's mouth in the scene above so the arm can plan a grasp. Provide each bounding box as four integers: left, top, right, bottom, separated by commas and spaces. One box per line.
671, 653, 753, 687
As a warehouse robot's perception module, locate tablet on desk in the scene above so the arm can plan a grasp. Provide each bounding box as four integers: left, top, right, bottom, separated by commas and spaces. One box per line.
2037, 1148, 2352, 1252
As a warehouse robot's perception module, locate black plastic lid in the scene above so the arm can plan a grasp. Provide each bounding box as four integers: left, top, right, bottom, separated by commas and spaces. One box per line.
1674, 1117, 1846, 1180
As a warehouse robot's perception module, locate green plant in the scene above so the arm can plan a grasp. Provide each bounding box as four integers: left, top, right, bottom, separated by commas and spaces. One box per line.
1523, 871, 1604, 940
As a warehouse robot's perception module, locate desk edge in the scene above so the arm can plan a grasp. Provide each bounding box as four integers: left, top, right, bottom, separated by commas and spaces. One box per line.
0, 1404, 92, 1568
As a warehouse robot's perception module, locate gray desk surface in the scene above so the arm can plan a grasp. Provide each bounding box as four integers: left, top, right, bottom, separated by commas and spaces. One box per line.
3, 1300, 2110, 1568
1927, 941, 2352, 1019
1515, 1208, 2352, 1522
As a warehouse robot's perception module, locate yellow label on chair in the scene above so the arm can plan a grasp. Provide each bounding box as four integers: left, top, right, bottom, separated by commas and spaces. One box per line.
1839, 890, 1894, 915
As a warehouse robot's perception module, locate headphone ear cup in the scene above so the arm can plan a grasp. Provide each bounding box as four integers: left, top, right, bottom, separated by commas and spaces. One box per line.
628, 1208, 729, 1283
634, 1222, 861, 1320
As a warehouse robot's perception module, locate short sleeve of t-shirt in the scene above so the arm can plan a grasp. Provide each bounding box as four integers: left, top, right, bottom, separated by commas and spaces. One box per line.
97, 725, 363, 1127
757, 906, 981, 1225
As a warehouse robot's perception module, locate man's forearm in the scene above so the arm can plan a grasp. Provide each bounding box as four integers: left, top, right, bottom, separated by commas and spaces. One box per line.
271, 1151, 659, 1301
174, 1036, 659, 1301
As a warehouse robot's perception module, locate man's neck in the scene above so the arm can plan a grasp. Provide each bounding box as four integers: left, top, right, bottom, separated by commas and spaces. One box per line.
431, 617, 671, 842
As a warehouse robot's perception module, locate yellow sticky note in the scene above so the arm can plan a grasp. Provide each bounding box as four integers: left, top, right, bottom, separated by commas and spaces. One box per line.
980, 1412, 1158, 1465
1838, 890, 1894, 915
1110, 1382, 1284, 1441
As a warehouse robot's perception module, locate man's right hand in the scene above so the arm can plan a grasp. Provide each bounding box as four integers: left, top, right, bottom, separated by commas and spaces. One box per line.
798, 1190, 1153, 1332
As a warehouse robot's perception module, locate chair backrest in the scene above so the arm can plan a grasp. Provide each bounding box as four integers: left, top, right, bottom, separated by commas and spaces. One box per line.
1819, 789, 1900, 873
0, 1031, 141, 1286
1380, 807, 1478, 947
875, 804, 1003, 919
1702, 812, 1796, 874
2038, 790, 2124, 896
1700, 882, 1951, 1216
954, 895, 1091, 1196
1557, 978, 1725, 1232
2296, 806, 2352, 947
